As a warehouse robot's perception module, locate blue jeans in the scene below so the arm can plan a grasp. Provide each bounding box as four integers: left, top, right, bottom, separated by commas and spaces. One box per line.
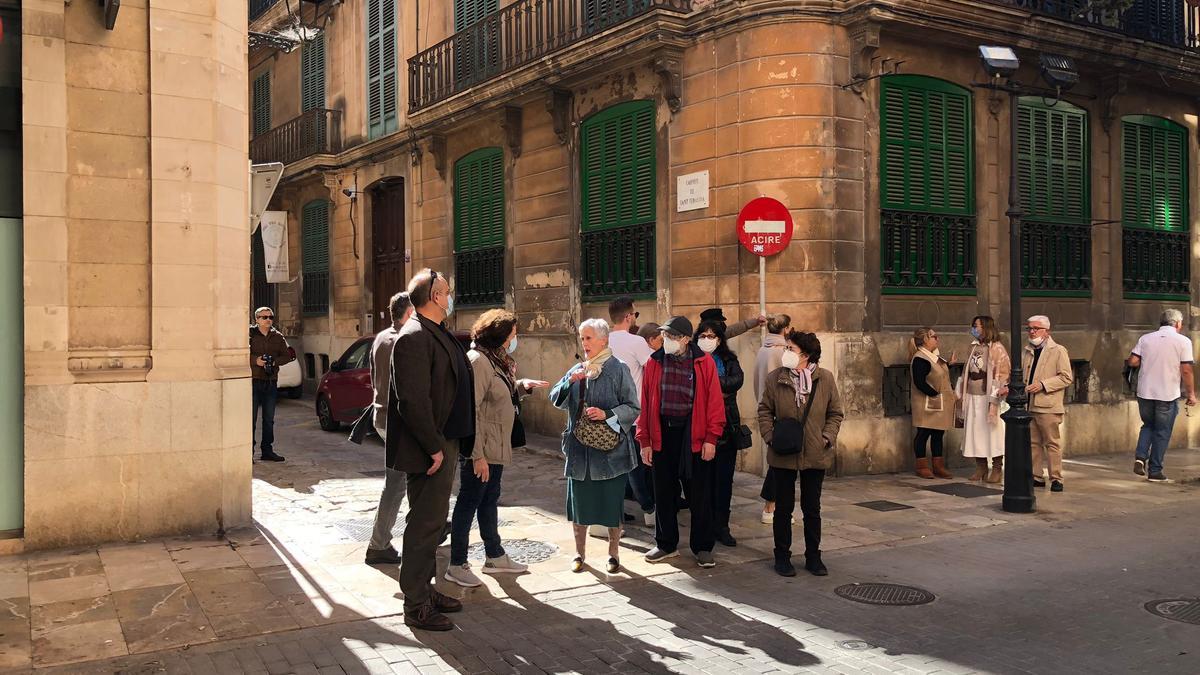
450, 459, 505, 565
252, 379, 278, 454
1135, 397, 1179, 475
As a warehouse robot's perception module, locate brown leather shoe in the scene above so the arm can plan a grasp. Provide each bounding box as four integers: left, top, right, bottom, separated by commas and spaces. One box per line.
914, 457, 934, 479
969, 459, 988, 481
431, 588, 463, 614
404, 600, 454, 631
986, 458, 1003, 484
930, 457, 953, 479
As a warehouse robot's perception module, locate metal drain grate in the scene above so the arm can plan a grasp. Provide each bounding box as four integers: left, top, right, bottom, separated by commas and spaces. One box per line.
1145, 599, 1200, 625
918, 483, 1002, 498
837, 640, 873, 651
468, 539, 558, 564
835, 583, 935, 606
855, 500, 913, 512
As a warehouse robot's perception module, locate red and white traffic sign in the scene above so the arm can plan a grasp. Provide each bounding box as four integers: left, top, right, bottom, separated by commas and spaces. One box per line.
736, 197, 794, 257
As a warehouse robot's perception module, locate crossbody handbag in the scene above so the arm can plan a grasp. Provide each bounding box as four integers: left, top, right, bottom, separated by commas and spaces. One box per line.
770, 378, 819, 456
572, 378, 620, 452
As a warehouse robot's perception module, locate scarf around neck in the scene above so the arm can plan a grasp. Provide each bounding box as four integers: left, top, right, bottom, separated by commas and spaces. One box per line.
788, 363, 817, 407
481, 346, 516, 395
583, 347, 613, 380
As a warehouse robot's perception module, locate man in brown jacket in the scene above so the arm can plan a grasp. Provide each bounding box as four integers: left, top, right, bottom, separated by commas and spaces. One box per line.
1022, 315, 1073, 492
384, 269, 475, 631
250, 307, 294, 462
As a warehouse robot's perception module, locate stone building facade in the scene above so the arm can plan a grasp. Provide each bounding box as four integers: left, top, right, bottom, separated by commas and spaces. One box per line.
248, 0, 1200, 477
6, 0, 252, 551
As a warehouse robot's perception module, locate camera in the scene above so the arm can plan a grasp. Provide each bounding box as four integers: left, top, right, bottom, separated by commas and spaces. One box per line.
261, 354, 276, 376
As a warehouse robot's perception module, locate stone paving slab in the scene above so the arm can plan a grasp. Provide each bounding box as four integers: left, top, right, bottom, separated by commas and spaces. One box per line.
1, 399, 1198, 672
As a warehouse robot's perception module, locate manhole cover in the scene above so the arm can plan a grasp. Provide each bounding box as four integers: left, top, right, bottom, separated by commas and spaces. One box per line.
918, 483, 1002, 498
855, 500, 913, 512
1145, 599, 1200, 625
838, 640, 873, 651
835, 583, 935, 606
468, 539, 558, 564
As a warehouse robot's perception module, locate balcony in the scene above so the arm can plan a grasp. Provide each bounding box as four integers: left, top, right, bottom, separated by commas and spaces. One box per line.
249, 109, 342, 166
408, 0, 691, 111
992, 0, 1200, 49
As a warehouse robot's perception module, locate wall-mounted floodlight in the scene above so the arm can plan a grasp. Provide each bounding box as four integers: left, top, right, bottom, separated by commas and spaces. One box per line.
1039, 53, 1079, 92
979, 45, 1019, 78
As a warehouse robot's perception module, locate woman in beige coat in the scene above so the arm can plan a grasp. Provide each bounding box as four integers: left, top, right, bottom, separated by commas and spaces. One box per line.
909, 327, 957, 479
445, 309, 548, 588
957, 315, 1012, 483
757, 331, 844, 578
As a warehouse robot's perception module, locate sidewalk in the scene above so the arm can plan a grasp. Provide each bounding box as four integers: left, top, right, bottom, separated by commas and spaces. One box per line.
1, 399, 1197, 672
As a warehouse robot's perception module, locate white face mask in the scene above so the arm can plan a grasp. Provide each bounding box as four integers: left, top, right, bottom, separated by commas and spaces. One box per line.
781, 350, 801, 370
662, 336, 681, 355
1030, 336, 1045, 347
506, 337, 518, 354
697, 337, 719, 353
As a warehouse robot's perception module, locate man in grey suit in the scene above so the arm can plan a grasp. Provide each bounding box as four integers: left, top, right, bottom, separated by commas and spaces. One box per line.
385, 268, 475, 631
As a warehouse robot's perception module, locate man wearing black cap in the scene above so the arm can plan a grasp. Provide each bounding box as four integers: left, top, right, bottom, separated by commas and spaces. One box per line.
699, 307, 765, 341
636, 316, 727, 568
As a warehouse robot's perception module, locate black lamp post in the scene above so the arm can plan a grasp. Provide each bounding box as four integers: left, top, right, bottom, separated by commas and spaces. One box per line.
976, 47, 1078, 513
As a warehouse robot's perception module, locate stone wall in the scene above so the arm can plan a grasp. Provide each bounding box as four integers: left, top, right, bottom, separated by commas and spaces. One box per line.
21, 0, 252, 549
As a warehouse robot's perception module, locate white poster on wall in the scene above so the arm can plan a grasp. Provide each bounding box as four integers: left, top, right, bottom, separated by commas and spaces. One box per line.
676, 170, 710, 212
260, 210, 290, 283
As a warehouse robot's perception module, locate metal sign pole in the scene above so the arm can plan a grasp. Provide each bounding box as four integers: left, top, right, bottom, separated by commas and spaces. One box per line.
759, 255, 767, 338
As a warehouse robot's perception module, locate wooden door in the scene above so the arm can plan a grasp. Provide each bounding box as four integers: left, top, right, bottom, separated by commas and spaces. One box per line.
371, 180, 406, 329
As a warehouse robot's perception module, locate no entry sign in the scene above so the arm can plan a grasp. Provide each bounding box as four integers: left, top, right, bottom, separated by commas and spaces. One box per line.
736, 197, 793, 257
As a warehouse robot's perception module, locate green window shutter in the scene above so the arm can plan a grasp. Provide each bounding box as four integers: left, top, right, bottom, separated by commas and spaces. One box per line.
581, 99, 656, 232
252, 71, 271, 137
454, 0, 498, 31
1017, 98, 1089, 223
302, 200, 331, 315
1122, 116, 1187, 231
453, 147, 505, 251
366, 0, 397, 139
300, 35, 326, 113
880, 75, 973, 215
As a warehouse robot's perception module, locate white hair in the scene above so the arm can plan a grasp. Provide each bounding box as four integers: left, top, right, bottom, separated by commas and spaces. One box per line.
1161, 308, 1184, 327
1027, 315, 1051, 329
578, 318, 610, 339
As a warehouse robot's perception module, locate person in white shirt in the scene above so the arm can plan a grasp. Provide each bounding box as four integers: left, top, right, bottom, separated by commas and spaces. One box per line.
604, 297, 656, 527
1127, 308, 1197, 482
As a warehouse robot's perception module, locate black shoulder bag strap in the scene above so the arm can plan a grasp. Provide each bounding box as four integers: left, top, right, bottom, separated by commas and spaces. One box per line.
797, 378, 819, 434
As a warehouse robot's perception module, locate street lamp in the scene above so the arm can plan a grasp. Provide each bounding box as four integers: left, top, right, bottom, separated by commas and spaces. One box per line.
975, 46, 1078, 514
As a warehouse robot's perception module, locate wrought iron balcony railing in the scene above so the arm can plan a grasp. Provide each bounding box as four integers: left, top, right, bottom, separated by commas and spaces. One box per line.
994, 0, 1200, 49
408, 0, 691, 111
1123, 227, 1189, 298
249, 108, 342, 166
1021, 220, 1092, 296
249, 0, 280, 22
580, 222, 656, 300
881, 210, 977, 294
455, 247, 506, 306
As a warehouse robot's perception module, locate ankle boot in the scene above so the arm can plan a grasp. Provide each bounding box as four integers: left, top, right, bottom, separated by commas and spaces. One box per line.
914, 457, 934, 479
931, 456, 953, 479
774, 550, 796, 577
969, 458, 988, 481
986, 457, 1004, 484
804, 552, 828, 576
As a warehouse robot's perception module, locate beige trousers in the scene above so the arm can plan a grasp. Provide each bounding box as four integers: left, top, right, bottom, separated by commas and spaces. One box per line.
1030, 412, 1064, 482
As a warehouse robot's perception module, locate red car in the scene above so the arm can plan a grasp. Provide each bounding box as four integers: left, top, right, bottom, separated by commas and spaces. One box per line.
316, 330, 472, 432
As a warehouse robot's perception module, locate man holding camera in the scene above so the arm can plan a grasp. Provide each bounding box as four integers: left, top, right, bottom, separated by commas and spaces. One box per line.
251, 306, 294, 462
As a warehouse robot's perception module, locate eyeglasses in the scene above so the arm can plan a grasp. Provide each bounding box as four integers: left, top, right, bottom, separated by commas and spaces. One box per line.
1027, 327, 1046, 333
257, 315, 274, 320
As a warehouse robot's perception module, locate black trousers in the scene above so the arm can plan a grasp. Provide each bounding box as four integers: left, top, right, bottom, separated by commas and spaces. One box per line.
759, 467, 778, 502
399, 440, 458, 613
654, 422, 716, 554
713, 443, 737, 532
771, 467, 825, 558
914, 427, 945, 458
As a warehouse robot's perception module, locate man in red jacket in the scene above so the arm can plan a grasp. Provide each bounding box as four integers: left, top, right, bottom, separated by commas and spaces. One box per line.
636, 316, 726, 568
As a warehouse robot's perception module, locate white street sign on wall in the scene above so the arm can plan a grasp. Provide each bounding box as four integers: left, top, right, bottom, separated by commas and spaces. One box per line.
260, 210, 290, 283
676, 170, 709, 212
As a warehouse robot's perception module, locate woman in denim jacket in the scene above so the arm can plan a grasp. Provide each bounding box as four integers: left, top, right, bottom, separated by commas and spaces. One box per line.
550, 318, 641, 574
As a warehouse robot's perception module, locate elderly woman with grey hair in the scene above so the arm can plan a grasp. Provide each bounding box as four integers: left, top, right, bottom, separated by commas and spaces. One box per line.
549, 318, 641, 574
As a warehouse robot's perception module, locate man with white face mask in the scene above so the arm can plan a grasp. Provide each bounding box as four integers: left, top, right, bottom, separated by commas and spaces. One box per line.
635, 316, 726, 568
1022, 315, 1073, 492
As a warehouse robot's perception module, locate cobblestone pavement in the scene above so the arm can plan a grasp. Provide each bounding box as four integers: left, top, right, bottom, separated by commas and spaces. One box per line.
2, 399, 1198, 673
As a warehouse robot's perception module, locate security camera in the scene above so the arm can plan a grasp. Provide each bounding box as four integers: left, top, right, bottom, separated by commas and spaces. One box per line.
342, 188, 355, 198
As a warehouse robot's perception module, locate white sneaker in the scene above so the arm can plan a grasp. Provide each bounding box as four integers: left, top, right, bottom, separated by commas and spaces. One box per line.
443, 562, 483, 587
761, 509, 774, 524
643, 511, 656, 527
483, 554, 528, 574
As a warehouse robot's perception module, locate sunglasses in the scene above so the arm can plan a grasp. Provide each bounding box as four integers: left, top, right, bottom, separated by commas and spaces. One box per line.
257, 315, 274, 320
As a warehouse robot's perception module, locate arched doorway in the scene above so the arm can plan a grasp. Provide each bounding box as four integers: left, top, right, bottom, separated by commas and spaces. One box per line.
370, 179, 406, 329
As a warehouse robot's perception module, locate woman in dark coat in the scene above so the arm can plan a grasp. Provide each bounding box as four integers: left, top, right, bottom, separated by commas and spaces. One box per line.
695, 320, 745, 547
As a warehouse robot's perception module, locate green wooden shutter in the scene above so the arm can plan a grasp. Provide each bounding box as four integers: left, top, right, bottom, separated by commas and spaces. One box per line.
453, 147, 504, 251
300, 35, 326, 113
1017, 99, 1088, 223
252, 71, 271, 137
1122, 116, 1187, 231
455, 0, 498, 30
367, 0, 397, 139
880, 75, 973, 215
302, 200, 330, 315
581, 99, 656, 232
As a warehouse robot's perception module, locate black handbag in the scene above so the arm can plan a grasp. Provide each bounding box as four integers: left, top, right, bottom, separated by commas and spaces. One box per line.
510, 391, 526, 448
734, 424, 754, 450
770, 379, 819, 456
